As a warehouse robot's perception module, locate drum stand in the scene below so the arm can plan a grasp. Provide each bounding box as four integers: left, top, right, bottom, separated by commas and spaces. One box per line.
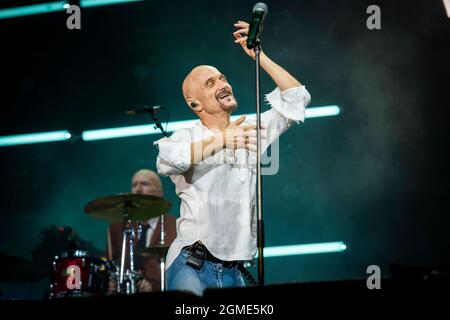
117, 200, 138, 294
159, 214, 166, 291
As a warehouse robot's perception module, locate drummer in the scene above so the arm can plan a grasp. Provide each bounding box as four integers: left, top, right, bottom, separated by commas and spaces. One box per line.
107, 169, 177, 292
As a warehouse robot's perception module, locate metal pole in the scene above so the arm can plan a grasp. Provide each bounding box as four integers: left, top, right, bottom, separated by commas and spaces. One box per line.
160, 214, 166, 291
254, 41, 265, 286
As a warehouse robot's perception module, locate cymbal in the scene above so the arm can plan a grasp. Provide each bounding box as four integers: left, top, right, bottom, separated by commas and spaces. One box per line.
84, 193, 172, 223
137, 245, 170, 258
0, 252, 48, 282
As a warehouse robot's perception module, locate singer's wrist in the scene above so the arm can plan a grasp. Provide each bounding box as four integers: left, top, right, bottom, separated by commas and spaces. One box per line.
258, 51, 269, 64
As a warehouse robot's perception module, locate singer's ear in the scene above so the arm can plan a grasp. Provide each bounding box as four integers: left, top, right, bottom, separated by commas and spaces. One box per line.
187, 98, 201, 111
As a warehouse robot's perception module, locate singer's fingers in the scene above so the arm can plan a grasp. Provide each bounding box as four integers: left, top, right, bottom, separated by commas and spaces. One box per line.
240, 124, 257, 131
233, 32, 247, 42
231, 115, 246, 126
239, 123, 266, 130
233, 28, 249, 35
235, 137, 246, 149
245, 130, 257, 138
234, 21, 250, 28
245, 137, 257, 144
244, 130, 267, 140
246, 144, 258, 153
244, 130, 267, 138
234, 36, 248, 44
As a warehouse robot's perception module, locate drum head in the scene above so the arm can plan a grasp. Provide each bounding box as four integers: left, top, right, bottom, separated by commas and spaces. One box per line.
50, 255, 109, 298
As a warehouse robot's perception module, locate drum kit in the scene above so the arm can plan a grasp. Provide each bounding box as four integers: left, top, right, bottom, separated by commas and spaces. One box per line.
1, 193, 173, 299
83, 193, 171, 296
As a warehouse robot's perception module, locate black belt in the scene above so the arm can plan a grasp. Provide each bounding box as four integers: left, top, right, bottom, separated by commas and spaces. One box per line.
185, 242, 239, 268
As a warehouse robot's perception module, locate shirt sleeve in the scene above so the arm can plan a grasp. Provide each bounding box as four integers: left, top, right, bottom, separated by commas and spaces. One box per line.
265, 85, 311, 123
261, 85, 311, 149
153, 129, 192, 176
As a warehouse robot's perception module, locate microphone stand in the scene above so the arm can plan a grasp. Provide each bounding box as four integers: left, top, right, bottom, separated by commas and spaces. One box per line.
254, 40, 265, 286
149, 109, 168, 291
149, 109, 169, 137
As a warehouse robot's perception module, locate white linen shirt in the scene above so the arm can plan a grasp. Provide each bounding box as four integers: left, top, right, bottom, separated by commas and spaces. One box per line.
154, 86, 311, 269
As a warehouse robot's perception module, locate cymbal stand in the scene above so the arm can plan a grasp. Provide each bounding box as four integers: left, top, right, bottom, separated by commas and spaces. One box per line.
117, 200, 137, 294
159, 214, 166, 291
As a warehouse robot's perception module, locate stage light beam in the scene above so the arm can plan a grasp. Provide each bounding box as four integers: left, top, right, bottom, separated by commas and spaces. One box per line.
81, 105, 341, 141
0, 130, 72, 147
255, 242, 347, 258
0, 0, 145, 20
0, 1, 66, 19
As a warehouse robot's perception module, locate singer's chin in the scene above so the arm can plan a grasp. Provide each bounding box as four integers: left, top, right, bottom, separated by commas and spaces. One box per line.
229, 102, 238, 112
221, 97, 238, 112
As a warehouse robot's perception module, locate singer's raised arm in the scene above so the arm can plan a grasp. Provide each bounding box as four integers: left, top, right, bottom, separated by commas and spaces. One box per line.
233, 20, 302, 91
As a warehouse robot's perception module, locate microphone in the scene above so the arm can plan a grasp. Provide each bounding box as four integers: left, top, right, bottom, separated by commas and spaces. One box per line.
125, 105, 165, 115
247, 2, 268, 49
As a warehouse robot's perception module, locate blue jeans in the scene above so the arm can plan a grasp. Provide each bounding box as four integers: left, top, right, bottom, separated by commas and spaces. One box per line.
166, 248, 246, 296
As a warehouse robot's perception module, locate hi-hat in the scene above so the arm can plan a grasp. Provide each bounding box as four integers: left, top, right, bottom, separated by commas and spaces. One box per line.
137, 245, 170, 258
0, 252, 49, 282
84, 193, 172, 223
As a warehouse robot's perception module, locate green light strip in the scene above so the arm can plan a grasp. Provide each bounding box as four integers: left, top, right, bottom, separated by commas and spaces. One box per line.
256, 242, 347, 258
0, 105, 340, 146
81, 119, 197, 141
0, 130, 71, 147
82, 105, 341, 141
82, 123, 159, 141
0, 0, 145, 20
0, 1, 66, 19
81, 0, 144, 8
305, 105, 340, 118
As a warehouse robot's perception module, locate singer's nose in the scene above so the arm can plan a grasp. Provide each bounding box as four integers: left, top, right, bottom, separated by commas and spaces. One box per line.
218, 81, 230, 91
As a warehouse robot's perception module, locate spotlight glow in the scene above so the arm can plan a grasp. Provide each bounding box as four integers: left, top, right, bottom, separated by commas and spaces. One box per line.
82, 105, 341, 141
80, 0, 144, 8
0, 0, 145, 20
0, 130, 72, 147
0, 1, 66, 19
255, 242, 347, 258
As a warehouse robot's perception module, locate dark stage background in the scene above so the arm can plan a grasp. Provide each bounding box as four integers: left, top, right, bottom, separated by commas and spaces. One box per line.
1, 0, 449, 298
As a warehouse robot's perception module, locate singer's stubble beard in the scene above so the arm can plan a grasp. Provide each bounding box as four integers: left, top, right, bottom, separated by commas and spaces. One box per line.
219, 96, 238, 113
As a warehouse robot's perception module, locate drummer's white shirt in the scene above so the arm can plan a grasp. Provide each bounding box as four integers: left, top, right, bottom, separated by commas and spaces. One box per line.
145, 217, 159, 247
154, 86, 311, 270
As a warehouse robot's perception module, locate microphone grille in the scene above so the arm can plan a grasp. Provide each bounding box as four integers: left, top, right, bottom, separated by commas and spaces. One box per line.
253, 2, 268, 14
